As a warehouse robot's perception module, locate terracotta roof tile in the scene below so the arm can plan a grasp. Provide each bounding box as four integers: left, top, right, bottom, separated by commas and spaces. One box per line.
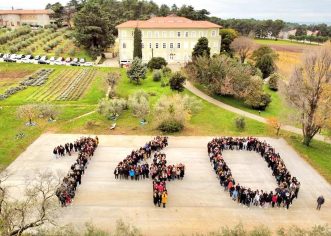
116, 16, 222, 29
0, 9, 52, 15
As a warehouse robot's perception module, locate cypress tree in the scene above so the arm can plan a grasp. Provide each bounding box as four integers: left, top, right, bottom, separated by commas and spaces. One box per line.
133, 28, 142, 59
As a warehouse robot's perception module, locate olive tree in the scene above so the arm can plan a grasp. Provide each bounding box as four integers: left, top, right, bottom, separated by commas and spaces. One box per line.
128, 91, 150, 121
16, 104, 39, 125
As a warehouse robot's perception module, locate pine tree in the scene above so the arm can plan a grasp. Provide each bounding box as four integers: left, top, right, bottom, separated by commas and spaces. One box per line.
133, 28, 142, 59
127, 58, 147, 84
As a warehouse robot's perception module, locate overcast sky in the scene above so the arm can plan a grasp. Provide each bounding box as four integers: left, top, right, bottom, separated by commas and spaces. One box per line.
1, 0, 330, 23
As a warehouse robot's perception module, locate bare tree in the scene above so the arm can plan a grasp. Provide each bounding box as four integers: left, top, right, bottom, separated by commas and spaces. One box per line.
16, 104, 39, 126
230, 36, 255, 63
285, 43, 331, 146
0, 171, 61, 236
106, 72, 121, 98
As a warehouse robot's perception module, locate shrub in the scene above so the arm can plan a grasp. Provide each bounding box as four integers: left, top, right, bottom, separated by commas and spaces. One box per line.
152, 70, 162, 82
147, 57, 167, 70
158, 120, 184, 133
235, 116, 246, 130
162, 66, 172, 77
69, 48, 76, 57
169, 72, 186, 92
9, 46, 18, 53
245, 92, 271, 110
154, 94, 201, 133
268, 73, 279, 91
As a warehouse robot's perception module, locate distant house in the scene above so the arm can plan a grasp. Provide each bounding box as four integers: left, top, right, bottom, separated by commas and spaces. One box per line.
0, 9, 53, 28
278, 29, 297, 39
116, 15, 222, 64
307, 30, 319, 36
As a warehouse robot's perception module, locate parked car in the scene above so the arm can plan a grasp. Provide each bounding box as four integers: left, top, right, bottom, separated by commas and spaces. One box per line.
65, 57, 71, 63
83, 62, 94, 67
0, 53, 3, 58
70, 62, 80, 66
79, 58, 85, 64
73, 58, 78, 63
34, 55, 41, 60
55, 57, 64, 65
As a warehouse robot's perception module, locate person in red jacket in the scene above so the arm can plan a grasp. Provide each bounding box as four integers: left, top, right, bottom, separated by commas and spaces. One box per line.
272, 193, 278, 208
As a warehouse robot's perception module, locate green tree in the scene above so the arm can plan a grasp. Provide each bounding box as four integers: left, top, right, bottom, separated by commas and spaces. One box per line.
192, 37, 210, 59
159, 4, 170, 16
127, 58, 147, 84
268, 73, 280, 91
73, 1, 115, 58
147, 57, 167, 70
46, 2, 65, 27
169, 72, 186, 92
133, 28, 142, 59
252, 46, 278, 78
256, 54, 276, 78
219, 28, 238, 55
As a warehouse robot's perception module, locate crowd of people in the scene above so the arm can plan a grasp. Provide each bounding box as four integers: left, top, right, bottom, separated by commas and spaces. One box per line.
207, 137, 300, 209
52, 137, 97, 158
55, 137, 99, 207
114, 136, 185, 208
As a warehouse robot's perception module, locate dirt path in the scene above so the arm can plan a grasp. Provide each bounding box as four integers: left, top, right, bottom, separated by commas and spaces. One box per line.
184, 81, 331, 144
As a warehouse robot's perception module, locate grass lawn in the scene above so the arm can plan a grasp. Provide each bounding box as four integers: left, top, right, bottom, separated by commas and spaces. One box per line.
193, 82, 287, 119
254, 38, 318, 46
0, 63, 330, 185
284, 134, 331, 183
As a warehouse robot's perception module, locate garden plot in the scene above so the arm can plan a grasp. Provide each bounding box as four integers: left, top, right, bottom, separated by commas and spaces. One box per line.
29, 68, 96, 101
0, 69, 37, 93
0, 69, 54, 100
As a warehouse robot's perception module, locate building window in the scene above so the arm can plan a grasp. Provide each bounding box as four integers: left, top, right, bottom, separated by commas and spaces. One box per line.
155, 31, 159, 38
163, 43, 166, 49
122, 31, 127, 37
170, 43, 174, 49
212, 30, 216, 37
123, 43, 126, 49
148, 31, 152, 38
170, 31, 174, 38
170, 53, 175, 60
156, 43, 159, 49
177, 31, 181, 37
191, 31, 196, 37
162, 31, 167, 38
177, 43, 181, 49
131, 31, 134, 37
185, 32, 189, 37
149, 43, 152, 49
199, 31, 203, 37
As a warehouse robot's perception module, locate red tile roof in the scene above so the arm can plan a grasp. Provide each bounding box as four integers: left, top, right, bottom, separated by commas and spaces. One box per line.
116, 16, 222, 29
0, 10, 52, 15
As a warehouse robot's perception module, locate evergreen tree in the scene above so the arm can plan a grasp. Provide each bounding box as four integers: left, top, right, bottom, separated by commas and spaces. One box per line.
73, 1, 114, 58
133, 28, 142, 59
192, 37, 210, 59
127, 58, 147, 84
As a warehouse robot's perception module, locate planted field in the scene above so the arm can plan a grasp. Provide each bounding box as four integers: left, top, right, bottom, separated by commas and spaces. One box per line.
0, 27, 91, 60
0, 69, 54, 100
28, 68, 97, 101
0, 66, 37, 93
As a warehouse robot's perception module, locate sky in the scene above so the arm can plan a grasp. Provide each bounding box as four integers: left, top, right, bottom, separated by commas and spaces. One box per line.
0, 0, 330, 23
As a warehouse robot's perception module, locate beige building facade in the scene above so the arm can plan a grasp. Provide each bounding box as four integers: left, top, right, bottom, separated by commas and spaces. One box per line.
0, 10, 52, 28
116, 16, 222, 64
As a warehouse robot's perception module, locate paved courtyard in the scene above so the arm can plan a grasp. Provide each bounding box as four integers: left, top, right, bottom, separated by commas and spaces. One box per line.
4, 134, 331, 235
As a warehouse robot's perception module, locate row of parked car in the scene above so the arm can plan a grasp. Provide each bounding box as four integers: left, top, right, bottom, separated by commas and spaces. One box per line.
0, 53, 94, 67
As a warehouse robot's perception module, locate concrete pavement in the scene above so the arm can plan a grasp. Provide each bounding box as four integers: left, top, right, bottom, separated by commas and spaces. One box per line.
4, 134, 331, 235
